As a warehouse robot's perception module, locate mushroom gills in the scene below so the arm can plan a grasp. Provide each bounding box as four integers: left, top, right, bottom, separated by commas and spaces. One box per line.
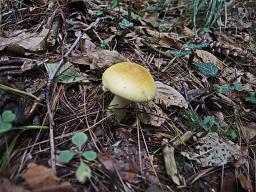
107, 95, 131, 122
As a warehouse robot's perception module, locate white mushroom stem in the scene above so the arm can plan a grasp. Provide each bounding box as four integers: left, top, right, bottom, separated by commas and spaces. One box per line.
107, 95, 131, 122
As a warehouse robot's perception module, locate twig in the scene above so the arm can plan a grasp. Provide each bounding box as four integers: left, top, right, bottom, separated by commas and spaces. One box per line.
45, 16, 110, 172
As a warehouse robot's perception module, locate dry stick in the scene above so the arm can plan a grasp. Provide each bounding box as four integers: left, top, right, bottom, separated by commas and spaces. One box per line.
45, 16, 110, 172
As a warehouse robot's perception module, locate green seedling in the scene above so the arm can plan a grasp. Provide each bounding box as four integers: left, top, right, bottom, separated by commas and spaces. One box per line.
214, 83, 244, 94
245, 93, 256, 104
181, 110, 237, 141
100, 39, 110, 49
0, 110, 16, 134
57, 132, 97, 183
196, 63, 219, 77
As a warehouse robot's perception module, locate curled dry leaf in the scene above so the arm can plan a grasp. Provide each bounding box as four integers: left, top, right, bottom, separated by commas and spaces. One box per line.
181, 132, 242, 167
195, 50, 223, 70
137, 101, 167, 127
155, 81, 188, 109
220, 67, 244, 83
0, 28, 49, 53
89, 50, 126, 69
162, 139, 180, 185
145, 28, 182, 49
22, 163, 72, 192
238, 173, 253, 192
70, 50, 126, 68
241, 122, 256, 142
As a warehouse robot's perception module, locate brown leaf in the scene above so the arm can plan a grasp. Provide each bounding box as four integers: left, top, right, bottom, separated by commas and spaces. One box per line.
238, 173, 253, 192
181, 26, 195, 37
137, 101, 167, 127
22, 163, 72, 192
80, 38, 96, 54
0, 176, 29, 192
145, 29, 181, 49
221, 171, 237, 192
120, 171, 136, 183
155, 81, 188, 108
195, 50, 223, 70
220, 67, 244, 83
98, 154, 115, 173
69, 56, 91, 65
88, 50, 126, 69
241, 122, 256, 142
0, 28, 49, 53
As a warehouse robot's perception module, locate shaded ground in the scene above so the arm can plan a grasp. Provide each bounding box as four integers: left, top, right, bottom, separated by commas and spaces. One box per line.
0, 0, 256, 191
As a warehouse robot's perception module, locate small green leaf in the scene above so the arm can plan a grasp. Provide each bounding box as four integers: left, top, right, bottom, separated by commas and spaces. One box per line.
2, 110, 16, 123
185, 42, 208, 50
214, 84, 234, 94
119, 18, 133, 28
45, 62, 89, 84
169, 50, 192, 57
72, 132, 88, 150
0, 122, 12, 134
58, 150, 74, 164
196, 63, 219, 77
245, 94, 256, 104
82, 151, 97, 161
232, 83, 244, 92
76, 162, 91, 183
95, 10, 103, 16
200, 115, 216, 130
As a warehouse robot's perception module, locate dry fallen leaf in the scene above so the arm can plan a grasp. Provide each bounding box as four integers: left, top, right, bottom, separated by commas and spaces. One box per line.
181, 132, 242, 167
162, 139, 180, 185
22, 163, 72, 192
238, 173, 253, 192
88, 50, 126, 69
0, 176, 29, 192
180, 26, 195, 37
155, 81, 188, 109
145, 28, 181, 49
0, 28, 49, 53
137, 101, 167, 127
195, 49, 223, 70
241, 122, 256, 142
220, 67, 244, 83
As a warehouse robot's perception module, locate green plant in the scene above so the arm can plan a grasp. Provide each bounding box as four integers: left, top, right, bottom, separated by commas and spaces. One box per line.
100, 39, 110, 49
57, 132, 97, 183
214, 83, 244, 94
0, 110, 16, 134
196, 63, 219, 77
181, 110, 237, 140
200, 115, 238, 140
245, 93, 256, 104
192, 0, 227, 30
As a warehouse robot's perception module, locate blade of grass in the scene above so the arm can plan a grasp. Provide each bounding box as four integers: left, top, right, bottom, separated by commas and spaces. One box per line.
0, 132, 22, 171
205, 0, 217, 27
0, 84, 39, 100
13, 125, 48, 130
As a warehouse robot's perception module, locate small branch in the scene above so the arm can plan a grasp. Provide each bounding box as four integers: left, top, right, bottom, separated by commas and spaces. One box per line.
45, 16, 110, 172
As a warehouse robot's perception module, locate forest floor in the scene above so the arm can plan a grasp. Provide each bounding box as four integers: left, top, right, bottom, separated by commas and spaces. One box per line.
0, 0, 256, 191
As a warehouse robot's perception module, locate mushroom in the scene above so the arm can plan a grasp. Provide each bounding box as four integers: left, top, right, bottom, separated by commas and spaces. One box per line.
102, 62, 156, 121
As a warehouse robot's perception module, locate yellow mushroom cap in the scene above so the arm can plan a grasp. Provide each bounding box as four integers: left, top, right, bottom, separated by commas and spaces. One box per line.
102, 62, 156, 102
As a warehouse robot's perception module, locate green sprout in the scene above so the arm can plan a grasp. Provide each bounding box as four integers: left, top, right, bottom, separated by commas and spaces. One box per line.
57, 132, 97, 183
0, 110, 16, 134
